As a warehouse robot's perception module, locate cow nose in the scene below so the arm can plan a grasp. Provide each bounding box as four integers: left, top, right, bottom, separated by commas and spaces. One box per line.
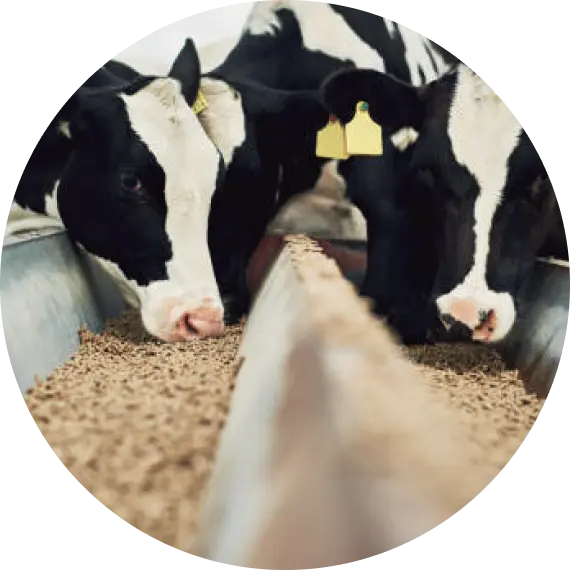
439, 297, 496, 342
174, 306, 224, 340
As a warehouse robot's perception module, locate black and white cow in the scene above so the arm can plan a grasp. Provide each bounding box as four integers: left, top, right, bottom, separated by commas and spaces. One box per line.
320, 64, 567, 344
14, 44, 228, 342
192, 0, 460, 324
14, 1, 462, 344
206, 1, 566, 345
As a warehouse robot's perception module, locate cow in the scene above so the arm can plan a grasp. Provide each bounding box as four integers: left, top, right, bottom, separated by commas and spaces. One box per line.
10, 1, 490, 346
193, 0, 460, 325
319, 64, 567, 344
13, 42, 228, 342
213, 1, 567, 345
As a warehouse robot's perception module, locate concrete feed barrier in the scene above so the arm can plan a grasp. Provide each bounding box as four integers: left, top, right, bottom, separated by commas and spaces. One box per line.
196, 235, 495, 568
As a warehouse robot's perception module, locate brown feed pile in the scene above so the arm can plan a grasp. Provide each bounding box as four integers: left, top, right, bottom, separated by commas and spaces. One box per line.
405, 342, 543, 471
25, 311, 543, 553
25, 310, 243, 553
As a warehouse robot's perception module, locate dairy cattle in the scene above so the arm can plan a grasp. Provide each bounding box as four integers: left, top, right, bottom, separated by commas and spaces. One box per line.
15, 1, 450, 340
197, 0, 458, 323
14, 43, 227, 342
321, 65, 567, 344
218, 1, 566, 345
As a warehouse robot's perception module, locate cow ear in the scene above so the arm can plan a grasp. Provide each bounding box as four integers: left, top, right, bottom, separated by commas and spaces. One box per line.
56, 88, 92, 142
168, 38, 201, 108
321, 68, 425, 131
145, 77, 183, 107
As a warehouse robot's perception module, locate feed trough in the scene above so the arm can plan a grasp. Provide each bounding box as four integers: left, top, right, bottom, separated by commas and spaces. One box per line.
4, 209, 570, 568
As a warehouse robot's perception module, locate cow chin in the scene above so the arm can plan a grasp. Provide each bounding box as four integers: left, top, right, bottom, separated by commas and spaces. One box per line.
138, 281, 225, 342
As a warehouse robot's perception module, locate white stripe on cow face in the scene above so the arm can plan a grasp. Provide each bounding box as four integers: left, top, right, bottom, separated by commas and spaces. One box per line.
119, 78, 224, 341
436, 66, 523, 342
250, 1, 386, 71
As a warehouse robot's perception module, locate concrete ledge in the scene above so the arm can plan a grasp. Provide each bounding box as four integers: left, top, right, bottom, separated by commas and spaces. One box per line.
196, 236, 493, 568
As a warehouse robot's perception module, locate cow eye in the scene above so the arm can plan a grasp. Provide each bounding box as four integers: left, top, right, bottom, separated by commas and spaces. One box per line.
120, 172, 142, 193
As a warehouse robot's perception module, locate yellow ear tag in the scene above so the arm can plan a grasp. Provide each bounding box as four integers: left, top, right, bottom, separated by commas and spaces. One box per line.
192, 89, 208, 115
316, 115, 349, 160
345, 101, 383, 156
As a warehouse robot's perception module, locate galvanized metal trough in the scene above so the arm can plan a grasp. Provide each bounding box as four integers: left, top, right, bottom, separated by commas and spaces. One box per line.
0, 205, 570, 567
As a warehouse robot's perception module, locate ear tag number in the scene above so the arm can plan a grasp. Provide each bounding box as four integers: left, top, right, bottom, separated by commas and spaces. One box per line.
316, 115, 349, 160
345, 101, 383, 156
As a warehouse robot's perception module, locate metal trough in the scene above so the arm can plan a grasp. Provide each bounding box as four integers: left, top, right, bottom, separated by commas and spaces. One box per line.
2, 227, 567, 398
1, 228, 126, 393
0, 211, 570, 562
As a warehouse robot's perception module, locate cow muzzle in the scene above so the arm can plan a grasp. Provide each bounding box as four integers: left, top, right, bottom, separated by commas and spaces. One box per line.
141, 293, 225, 342
436, 290, 516, 344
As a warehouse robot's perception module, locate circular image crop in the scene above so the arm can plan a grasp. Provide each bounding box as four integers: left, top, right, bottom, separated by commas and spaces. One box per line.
2, 1, 567, 567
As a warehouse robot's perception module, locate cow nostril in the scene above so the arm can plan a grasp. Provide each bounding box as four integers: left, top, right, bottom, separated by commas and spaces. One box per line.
183, 315, 198, 335
478, 309, 489, 326
475, 309, 496, 336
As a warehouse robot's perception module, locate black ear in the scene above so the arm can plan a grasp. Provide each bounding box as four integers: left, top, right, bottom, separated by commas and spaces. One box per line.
56, 87, 100, 144
168, 38, 201, 107
57, 85, 110, 144
320, 68, 425, 131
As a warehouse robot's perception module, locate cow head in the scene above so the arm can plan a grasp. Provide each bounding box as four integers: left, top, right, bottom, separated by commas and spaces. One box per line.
55, 39, 226, 342
322, 65, 565, 343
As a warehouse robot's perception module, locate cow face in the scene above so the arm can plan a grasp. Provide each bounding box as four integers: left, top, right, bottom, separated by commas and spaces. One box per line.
56, 40, 226, 342
321, 65, 565, 343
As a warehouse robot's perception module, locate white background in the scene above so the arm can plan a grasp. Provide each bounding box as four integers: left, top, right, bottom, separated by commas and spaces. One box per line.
114, 2, 254, 73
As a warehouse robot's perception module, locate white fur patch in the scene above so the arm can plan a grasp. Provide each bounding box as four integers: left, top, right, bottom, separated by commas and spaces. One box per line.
44, 180, 60, 220
120, 78, 224, 340
438, 66, 523, 342
397, 24, 450, 85
6, 181, 63, 238
250, 1, 385, 70
245, 0, 285, 36
384, 19, 397, 38
199, 77, 247, 165
58, 121, 71, 139
391, 127, 419, 152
